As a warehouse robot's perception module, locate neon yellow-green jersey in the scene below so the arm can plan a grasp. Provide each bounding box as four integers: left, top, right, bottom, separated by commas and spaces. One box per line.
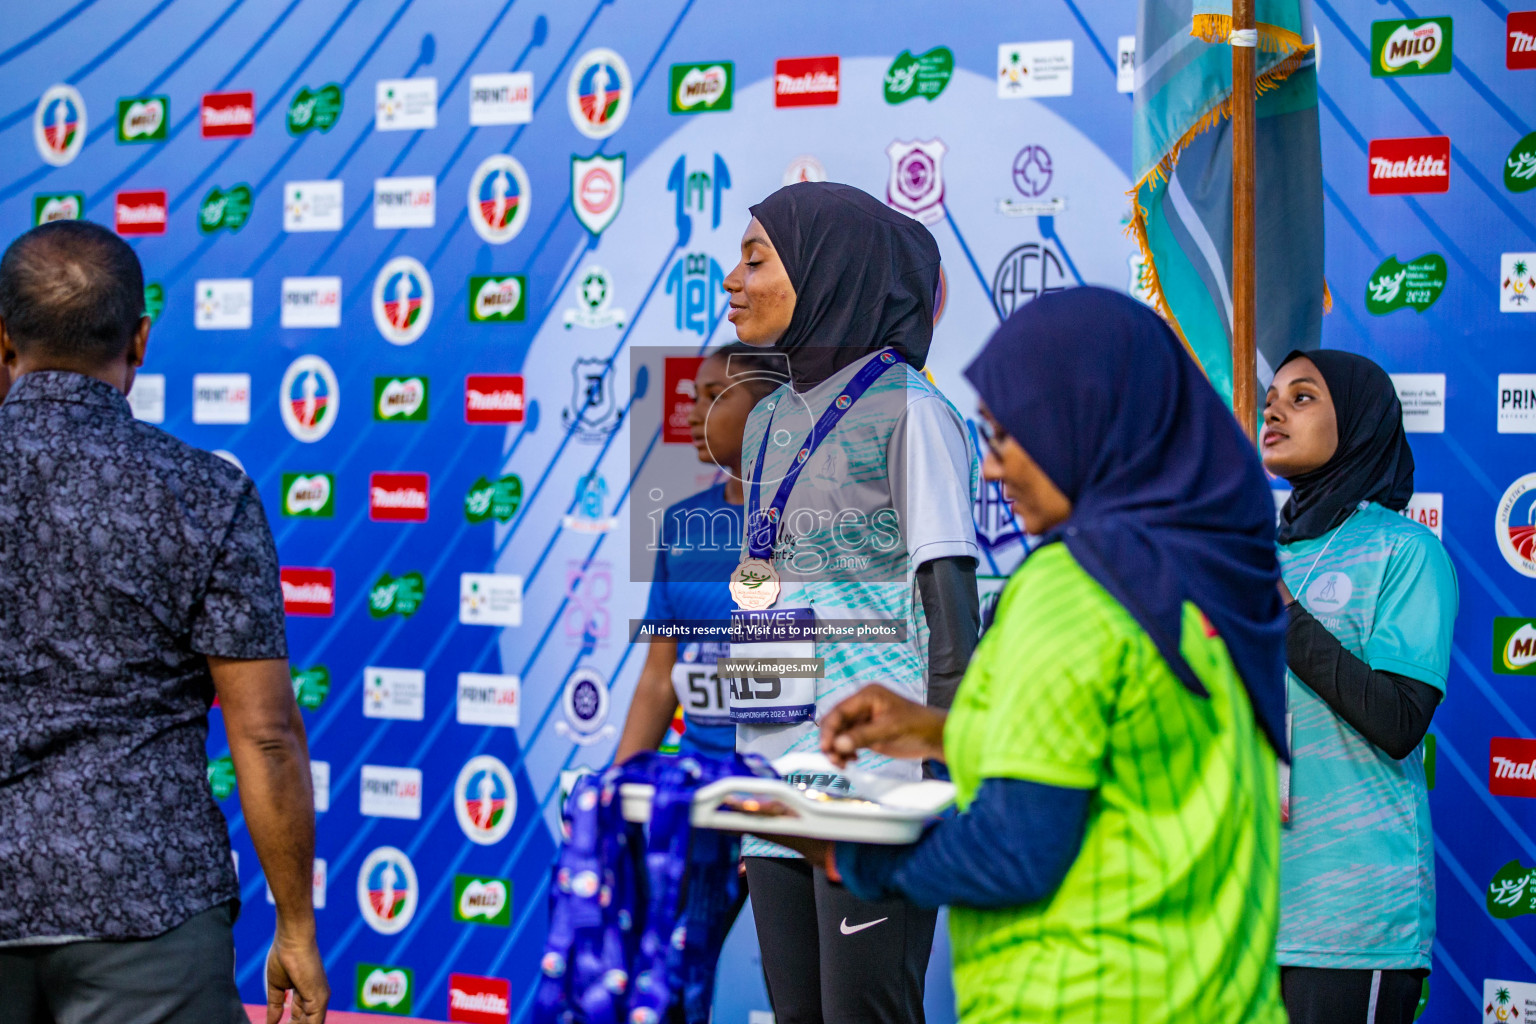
943, 543, 1285, 1024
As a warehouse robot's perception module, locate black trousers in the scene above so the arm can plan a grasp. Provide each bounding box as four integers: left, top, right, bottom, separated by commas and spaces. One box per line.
745, 856, 936, 1024
1282, 966, 1429, 1024
0, 902, 246, 1024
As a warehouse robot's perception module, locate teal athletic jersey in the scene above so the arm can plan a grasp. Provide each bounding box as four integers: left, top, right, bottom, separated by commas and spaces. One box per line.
1276, 501, 1457, 969
944, 543, 1286, 1024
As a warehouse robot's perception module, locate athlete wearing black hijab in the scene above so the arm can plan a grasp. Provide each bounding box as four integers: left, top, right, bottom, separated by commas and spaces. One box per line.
722, 181, 980, 1024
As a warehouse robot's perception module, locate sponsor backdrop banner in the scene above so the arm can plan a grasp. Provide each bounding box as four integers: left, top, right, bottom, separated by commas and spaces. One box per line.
1, 1, 1531, 1021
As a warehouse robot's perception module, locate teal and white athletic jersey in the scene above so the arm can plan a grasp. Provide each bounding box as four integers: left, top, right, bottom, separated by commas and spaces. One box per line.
1276, 501, 1458, 969
733, 350, 979, 858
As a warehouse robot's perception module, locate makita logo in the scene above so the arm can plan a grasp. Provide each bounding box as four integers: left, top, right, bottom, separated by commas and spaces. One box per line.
281, 567, 335, 616
1511, 11, 1536, 69
451, 990, 508, 1014
465, 375, 525, 424
775, 56, 840, 107
1368, 136, 1451, 194
372, 487, 426, 508
1492, 737, 1536, 797
447, 973, 510, 1023
115, 190, 167, 235
201, 91, 255, 137
1516, 29, 1536, 53
370, 472, 429, 522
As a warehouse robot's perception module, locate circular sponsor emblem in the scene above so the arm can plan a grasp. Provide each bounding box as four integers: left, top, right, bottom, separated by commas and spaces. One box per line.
896, 149, 936, 203
577, 164, 616, 218
279, 355, 340, 443
372, 256, 433, 344
562, 667, 609, 736
35, 84, 86, 166
782, 154, 827, 186
835, 395, 851, 410
356, 846, 418, 935
468, 154, 532, 244
1011, 145, 1054, 198
568, 48, 632, 139
1497, 473, 1536, 578
1303, 571, 1353, 614
454, 754, 516, 845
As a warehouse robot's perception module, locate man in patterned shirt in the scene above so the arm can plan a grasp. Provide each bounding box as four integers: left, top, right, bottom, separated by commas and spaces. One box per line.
0, 221, 328, 1024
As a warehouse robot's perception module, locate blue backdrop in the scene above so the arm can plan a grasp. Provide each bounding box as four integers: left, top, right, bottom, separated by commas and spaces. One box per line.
3, 1, 1533, 1021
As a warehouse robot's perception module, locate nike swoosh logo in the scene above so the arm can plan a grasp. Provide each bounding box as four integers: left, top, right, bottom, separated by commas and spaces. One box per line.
839, 916, 888, 935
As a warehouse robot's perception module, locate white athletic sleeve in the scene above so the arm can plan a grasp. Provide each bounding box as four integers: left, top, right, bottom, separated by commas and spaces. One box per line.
887, 391, 981, 570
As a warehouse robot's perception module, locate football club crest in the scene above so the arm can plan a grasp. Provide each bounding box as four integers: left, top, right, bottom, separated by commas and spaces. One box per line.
571, 154, 624, 235
885, 139, 948, 225
356, 846, 418, 935
563, 266, 626, 329
468, 154, 531, 245
373, 256, 433, 345
567, 48, 632, 139
35, 84, 86, 166
454, 755, 516, 845
280, 355, 340, 443
561, 356, 620, 439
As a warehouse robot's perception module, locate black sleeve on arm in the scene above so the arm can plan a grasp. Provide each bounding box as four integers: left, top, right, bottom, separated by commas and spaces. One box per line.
916, 555, 980, 712
1285, 602, 1442, 760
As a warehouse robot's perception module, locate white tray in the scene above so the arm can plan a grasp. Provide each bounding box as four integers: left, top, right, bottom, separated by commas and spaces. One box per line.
618, 753, 954, 845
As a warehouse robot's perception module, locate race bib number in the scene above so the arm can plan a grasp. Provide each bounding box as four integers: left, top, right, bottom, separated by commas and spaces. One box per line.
728, 607, 818, 724
671, 642, 730, 726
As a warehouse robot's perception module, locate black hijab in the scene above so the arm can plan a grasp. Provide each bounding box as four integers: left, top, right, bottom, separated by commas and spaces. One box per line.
749, 182, 941, 390
965, 287, 1288, 759
1274, 349, 1415, 544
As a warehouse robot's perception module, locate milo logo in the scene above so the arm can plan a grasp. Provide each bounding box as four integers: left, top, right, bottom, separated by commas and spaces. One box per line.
374, 376, 429, 421
1371, 17, 1452, 77
282, 473, 335, 517
33, 192, 83, 226
1365, 253, 1446, 315
465, 474, 523, 524
116, 95, 168, 143
199, 184, 252, 233
143, 282, 165, 324
1494, 619, 1536, 676
670, 61, 733, 113
883, 46, 954, 104
287, 83, 343, 135
1506, 131, 1536, 194
355, 964, 413, 1015
290, 665, 332, 709
369, 571, 425, 619
470, 275, 527, 322
207, 755, 236, 800
453, 874, 512, 925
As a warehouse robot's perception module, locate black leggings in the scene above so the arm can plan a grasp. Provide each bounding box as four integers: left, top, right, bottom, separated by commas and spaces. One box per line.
745, 856, 936, 1024
1282, 966, 1428, 1024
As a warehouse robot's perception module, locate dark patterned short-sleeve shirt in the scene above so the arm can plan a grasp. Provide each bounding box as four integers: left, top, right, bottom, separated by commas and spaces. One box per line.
0, 371, 288, 944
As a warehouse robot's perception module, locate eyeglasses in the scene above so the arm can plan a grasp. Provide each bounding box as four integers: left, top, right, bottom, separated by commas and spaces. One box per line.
977, 416, 1009, 457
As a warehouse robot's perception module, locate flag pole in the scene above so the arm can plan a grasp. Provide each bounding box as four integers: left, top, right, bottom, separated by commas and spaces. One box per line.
1231, 0, 1259, 442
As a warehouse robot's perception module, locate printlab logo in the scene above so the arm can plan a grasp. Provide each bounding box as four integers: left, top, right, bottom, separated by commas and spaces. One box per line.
775, 55, 839, 107
280, 355, 340, 443
370, 472, 429, 522
1490, 737, 1536, 797
33, 192, 82, 225
468, 155, 531, 244
561, 356, 621, 439
448, 973, 511, 1024
1493, 618, 1536, 675
670, 60, 733, 113
282, 473, 335, 518
1371, 18, 1453, 76
1365, 253, 1446, 315
357, 964, 413, 1016
568, 48, 631, 139
1496, 473, 1536, 577
564, 266, 626, 329
281, 276, 342, 328
373, 175, 436, 229
201, 91, 254, 137
35, 84, 85, 166
557, 667, 615, 744
998, 145, 1065, 216
1513, 11, 1536, 69
115, 190, 167, 236
571, 154, 624, 235
457, 673, 520, 728
1487, 859, 1536, 918
886, 139, 947, 224
192, 373, 251, 424
453, 874, 512, 925
281, 566, 335, 616
1368, 136, 1451, 195
455, 755, 515, 845
1499, 374, 1536, 434
360, 766, 422, 820
1400, 492, 1443, 537
991, 242, 1068, 319
465, 475, 523, 523
291, 665, 332, 708
469, 276, 527, 322
667, 252, 727, 337
116, 95, 167, 143
1503, 253, 1536, 311
287, 83, 343, 135
369, 571, 425, 618
470, 71, 532, 125
199, 183, 252, 233
884, 46, 953, 103
1508, 132, 1536, 193
284, 180, 343, 232
373, 257, 433, 344
368, 373, 423, 420
376, 77, 436, 130
357, 846, 418, 935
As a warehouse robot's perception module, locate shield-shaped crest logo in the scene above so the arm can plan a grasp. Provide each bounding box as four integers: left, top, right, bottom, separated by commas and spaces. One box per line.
885, 138, 947, 225
571, 154, 625, 235
562, 356, 619, 438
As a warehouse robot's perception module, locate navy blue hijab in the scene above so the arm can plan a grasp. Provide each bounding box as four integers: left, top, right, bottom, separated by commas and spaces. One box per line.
964, 287, 1288, 759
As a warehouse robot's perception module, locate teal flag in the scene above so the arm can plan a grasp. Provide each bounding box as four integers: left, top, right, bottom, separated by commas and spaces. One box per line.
1130, 1, 1326, 405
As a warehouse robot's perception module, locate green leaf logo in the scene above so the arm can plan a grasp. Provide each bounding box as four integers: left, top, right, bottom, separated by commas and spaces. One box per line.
1365, 253, 1446, 315
369, 571, 425, 618
1506, 131, 1536, 194
288, 83, 343, 135
1487, 860, 1536, 919
143, 282, 165, 324
199, 183, 252, 234
290, 666, 332, 709
884, 46, 954, 104
207, 755, 237, 800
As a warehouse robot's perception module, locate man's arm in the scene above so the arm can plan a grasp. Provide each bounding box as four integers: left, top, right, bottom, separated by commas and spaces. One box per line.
613, 639, 681, 763
211, 655, 329, 1024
